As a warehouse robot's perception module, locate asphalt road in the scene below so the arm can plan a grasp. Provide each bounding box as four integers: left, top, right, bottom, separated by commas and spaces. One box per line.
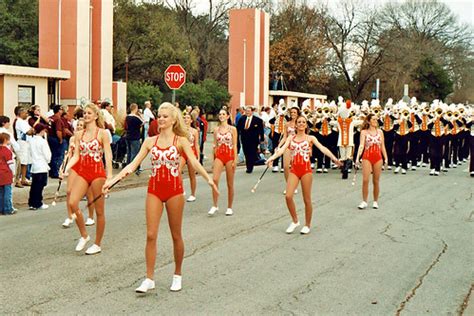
1, 164, 473, 315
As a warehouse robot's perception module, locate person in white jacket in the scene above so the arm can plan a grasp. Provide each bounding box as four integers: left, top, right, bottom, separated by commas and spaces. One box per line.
28, 123, 52, 210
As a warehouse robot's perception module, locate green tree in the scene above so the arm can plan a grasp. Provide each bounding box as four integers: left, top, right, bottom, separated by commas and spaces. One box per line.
113, 0, 197, 89
127, 81, 163, 110
176, 79, 230, 114
0, 0, 38, 66
412, 57, 453, 101
270, 2, 330, 93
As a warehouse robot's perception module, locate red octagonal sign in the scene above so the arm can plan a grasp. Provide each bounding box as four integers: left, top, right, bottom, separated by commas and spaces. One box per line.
164, 64, 186, 90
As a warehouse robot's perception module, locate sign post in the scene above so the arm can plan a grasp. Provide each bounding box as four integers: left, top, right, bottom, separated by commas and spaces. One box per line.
164, 64, 186, 104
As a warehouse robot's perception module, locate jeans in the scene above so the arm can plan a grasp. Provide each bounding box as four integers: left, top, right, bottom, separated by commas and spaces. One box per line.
48, 136, 66, 178
126, 139, 141, 164
28, 173, 48, 208
0, 184, 13, 214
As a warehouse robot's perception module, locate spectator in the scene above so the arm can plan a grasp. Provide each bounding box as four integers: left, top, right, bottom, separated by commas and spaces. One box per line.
148, 117, 159, 137
0, 115, 20, 162
28, 124, 51, 210
260, 106, 272, 153
101, 101, 120, 144
28, 105, 50, 128
125, 103, 144, 174
0, 133, 15, 215
143, 100, 155, 139
236, 106, 264, 173
48, 105, 66, 179
14, 106, 34, 185
61, 110, 74, 148
194, 106, 208, 164
72, 106, 84, 130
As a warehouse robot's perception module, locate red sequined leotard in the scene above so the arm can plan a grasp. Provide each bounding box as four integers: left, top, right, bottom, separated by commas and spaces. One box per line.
71, 129, 106, 184
362, 132, 383, 165
182, 128, 198, 161
289, 136, 312, 178
215, 128, 235, 164
148, 135, 183, 202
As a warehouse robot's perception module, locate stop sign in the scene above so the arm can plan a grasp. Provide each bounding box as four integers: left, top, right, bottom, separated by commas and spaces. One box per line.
164, 64, 186, 90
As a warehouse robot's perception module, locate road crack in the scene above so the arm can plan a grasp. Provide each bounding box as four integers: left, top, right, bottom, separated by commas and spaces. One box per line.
380, 223, 400, 243
395, 240, 448, 316
458, 283, 474, 315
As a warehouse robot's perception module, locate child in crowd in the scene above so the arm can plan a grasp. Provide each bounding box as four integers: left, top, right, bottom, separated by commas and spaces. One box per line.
28, 124, 52, 210
0, 133, 16, 215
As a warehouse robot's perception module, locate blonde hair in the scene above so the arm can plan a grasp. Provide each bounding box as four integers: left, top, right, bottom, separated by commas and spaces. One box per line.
159, 102, 187, 137
76, 118, 85, 131
84, 103, 105, 128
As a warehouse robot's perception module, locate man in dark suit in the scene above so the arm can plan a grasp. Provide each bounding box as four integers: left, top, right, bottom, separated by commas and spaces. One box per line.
237, 106, 264, 173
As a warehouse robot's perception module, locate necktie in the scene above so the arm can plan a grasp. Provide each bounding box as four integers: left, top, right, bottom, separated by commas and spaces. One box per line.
245, 117, 251, 129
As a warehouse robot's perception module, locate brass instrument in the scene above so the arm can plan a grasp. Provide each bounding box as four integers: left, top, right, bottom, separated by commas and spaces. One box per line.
401, 110, 410, 119
446, 110, 453, 118
453, 111, 460, 119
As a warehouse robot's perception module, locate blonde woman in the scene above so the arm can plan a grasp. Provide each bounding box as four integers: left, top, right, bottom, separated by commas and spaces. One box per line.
208, 109, 238, 216
62, 104, 113, 255
103, 102, 218, 294
180, 112, 200, 202
62, 118, 96, 228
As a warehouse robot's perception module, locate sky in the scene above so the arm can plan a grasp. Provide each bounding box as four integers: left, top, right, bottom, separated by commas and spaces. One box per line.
190, 0, 473, 26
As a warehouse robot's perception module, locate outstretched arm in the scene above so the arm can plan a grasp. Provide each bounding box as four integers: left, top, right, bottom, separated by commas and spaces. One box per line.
266, 136, 292, 166
102, 137, 154, 193
311, 136, 341, 166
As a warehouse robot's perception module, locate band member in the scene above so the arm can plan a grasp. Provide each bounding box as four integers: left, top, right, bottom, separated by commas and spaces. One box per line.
393, 103, 412, 174
62, 104, 113, 255
355, 114, 388, 209
237, 106, 264, 174
417, 103, 431, 167
180, 112, 200, 202
103, 102, 218, 294
407, 98, 421, 170
208, 109, 238, 216
336, 99, 361, 179
428, 101, 447, 176
269, 101, 286, 172
380, 99, 396, 170
314, 103, 334, 173
267, 115, 341, 235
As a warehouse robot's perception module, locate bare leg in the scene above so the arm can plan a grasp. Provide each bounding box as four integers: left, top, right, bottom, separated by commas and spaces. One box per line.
224, 161, 235, 209
166, 194, 185, 275
90, 178, 106, 246
66, 172, 77, 218
361, 160, 373, 202
283, 150, 290, 182
285, 173, 300, 223
67, 171, 90, 238
21, 165, 27, 183
212, 159, 224, 207
187, 162, 197, 196
145, 193, 164, 279
372, 160, 383, 202
86, 187, 95, 219
300, 173, 313, 227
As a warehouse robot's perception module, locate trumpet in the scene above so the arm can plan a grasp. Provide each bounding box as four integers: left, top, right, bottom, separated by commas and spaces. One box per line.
373, 108, 381, 115
322, 107, 330, 115
401, 110, 410, 119
446, 110, 453, 118
453, 111, 460, 119
316, 108, 323, 115
435, 108, 443, 116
